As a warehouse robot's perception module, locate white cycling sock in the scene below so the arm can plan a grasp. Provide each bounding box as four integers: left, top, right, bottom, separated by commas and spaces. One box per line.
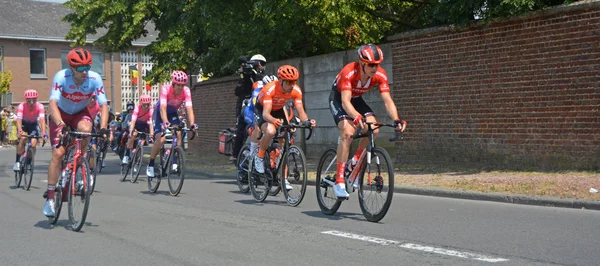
250, 141, 258, 153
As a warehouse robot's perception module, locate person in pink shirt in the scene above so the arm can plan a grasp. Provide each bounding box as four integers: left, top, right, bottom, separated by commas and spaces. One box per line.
14, 90, 48, 171
122, 94, 154, 164
146, 71, 197, 178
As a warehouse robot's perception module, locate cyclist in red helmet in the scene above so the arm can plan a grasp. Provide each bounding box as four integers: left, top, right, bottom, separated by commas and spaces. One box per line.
146, 70, 197, 178
14, 89, 48, 171
43, 47, 110, 217
328, 44, 407, 199
251, 65, 316, 185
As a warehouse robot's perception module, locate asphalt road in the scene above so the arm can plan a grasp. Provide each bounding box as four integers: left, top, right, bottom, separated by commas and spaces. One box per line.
1, 146, 599, 266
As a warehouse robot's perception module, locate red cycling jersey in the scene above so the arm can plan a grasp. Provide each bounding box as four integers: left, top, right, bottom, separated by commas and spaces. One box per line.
333, 62, 390, 97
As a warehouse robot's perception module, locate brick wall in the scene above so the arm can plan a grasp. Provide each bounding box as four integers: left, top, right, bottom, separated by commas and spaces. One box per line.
389, 2, 600, 170
188, 77, 239, 156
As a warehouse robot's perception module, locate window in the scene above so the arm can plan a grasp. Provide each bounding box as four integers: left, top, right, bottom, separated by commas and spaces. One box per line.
30, 48, 46, 78
0, 46, 3, 72
61, 50, 105, 77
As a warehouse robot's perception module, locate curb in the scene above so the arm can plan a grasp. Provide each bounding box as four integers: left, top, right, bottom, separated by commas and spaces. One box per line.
187, 169, 600, 211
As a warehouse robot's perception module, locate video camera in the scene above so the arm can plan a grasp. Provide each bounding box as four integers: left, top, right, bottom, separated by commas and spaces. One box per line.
238, 56, 260, 75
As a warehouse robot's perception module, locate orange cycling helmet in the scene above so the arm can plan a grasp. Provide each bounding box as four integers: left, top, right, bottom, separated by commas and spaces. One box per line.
140, 94, 152, 104
67, 48, 93, 66
24, 89, 38, 99
277, 65, 299, 81
357, 44, 383, 64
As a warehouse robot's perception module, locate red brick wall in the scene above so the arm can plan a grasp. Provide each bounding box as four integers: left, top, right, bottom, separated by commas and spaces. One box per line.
188, 76, 239, 156
390, 2, 600, 170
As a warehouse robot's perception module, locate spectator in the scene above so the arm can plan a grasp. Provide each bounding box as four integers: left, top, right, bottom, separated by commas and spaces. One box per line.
231, 54, 267, 161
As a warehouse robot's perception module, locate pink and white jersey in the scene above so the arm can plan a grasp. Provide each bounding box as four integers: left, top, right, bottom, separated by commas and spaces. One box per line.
17, 102, 45, 124
131, 105, 154, 124
87, 101, 100, 118
158, 84, 192, 113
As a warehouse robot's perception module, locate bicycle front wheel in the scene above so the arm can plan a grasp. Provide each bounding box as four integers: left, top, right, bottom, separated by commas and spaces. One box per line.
281, 145, 308, 207
131, 146, 143, 183
167, 146, 185, 196
248, 155, 271, 202
68, 159, 92, 232
358, 147, 394, 223
96, 142, 104, 174
236, 145, 251, 193
23, 155, 34, 191
316, 147, 342, 215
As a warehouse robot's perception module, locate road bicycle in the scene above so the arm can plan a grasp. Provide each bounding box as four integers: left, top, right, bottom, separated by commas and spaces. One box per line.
94, 134, 108, 174
248, 123, 312, 206
46, 128, 105, 231
121, 130, 147, 183
148, 126, 195, 196
315, 119, 403, 222
14, 134, 45, 191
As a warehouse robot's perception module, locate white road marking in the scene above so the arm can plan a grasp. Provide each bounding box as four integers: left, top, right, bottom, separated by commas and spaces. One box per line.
322, 230, 509, 263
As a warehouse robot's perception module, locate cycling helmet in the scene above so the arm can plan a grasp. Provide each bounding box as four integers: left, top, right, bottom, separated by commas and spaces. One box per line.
67, 48, 93, 66
126, 100, 134, 111
24, 89, 38, 99
357, 44, 383, 64
277, 65, 299, 81
250, 54, 266, 65
262, 75, 278, 84
140, 94, 152, 104
171, 70, 188, 85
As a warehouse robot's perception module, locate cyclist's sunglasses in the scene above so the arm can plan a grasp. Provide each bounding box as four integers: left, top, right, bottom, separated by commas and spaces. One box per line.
284, 80, 297, 86
26, 99, 37, 103
74, 65, 91, 72
141, 103, 150, 108
367, 63, 379, 68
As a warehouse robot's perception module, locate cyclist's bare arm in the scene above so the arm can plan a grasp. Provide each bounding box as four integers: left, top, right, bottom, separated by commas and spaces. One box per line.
99, 104, 109, 130
185, 106, 195, 126
340, 90, 361, 119
160, 104, 168, 125
292, 101, 309, 122
16, 119, 23, 135
48, 100, 63, 126
261, 104, 278, 124
381, 92, 399, 122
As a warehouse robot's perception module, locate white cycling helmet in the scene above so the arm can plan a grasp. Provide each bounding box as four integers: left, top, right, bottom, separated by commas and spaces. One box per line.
262, 75, 278, 84
250, 54, 266, 64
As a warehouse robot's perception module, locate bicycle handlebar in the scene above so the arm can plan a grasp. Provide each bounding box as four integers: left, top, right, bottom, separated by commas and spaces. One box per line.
276, 123, 313, 141
351, 121, 404, 142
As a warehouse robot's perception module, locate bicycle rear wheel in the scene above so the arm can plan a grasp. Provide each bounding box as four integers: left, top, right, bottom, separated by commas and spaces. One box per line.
281, 145, 308, 207
236, 145, 251, 193
316, 147, 342, 215
248, 155, 271, 202
120, 162, 131, 182
167, 146, 185, 196
358, 147, 394, 222
68, 159, 92, 232
96, 140, 105, 173
131, 146, 143, 183
23, 154, 34, 191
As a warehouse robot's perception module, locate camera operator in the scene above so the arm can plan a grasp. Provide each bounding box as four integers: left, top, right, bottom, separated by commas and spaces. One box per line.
231, 54, 266, 161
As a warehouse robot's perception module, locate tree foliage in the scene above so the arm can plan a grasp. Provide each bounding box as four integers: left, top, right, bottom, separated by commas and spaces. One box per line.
63, 0, 571, 81
0, 57, 13, 94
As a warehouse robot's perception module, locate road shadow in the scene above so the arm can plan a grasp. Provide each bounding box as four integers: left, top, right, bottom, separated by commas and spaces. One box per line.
35, 219, 100, 231
212, 180, 236, 185
301, 210, 369, 222
234, 198, 289, 207
139, 190, 185, 197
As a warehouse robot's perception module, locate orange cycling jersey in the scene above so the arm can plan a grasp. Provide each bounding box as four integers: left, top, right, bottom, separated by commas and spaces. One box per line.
257, 81, 303, 111
333, 62, 390, 97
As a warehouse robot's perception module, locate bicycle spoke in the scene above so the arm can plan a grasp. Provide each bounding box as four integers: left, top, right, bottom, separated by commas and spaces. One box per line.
358, 148, 394, 222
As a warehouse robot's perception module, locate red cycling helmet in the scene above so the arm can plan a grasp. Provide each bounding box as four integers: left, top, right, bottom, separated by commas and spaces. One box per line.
24, 89, 38, 99
171, 70, 188, 85
277, 65, 299, 81
140, 94, 152, 104
67, 48, 93, 66
357, 44, 383, 64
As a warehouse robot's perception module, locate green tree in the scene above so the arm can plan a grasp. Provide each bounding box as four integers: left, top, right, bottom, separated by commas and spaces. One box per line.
0, 57, 13, 94
63, 0, 570, 80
